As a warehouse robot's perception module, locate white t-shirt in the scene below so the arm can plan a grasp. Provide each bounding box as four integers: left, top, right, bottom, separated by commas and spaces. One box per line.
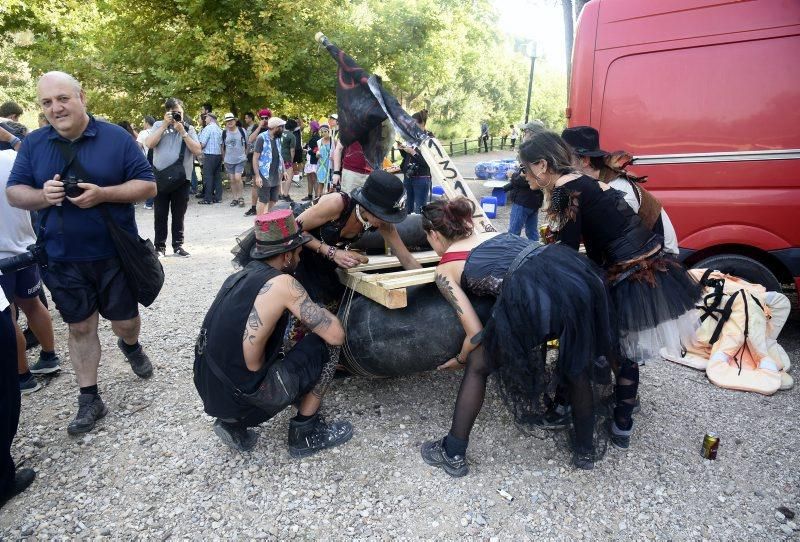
0, 149, 37, 259
136, 128, 151, 156
609, 177, 679, 255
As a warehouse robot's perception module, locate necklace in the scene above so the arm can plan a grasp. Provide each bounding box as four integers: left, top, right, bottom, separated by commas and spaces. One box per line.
355, 205, 371, 231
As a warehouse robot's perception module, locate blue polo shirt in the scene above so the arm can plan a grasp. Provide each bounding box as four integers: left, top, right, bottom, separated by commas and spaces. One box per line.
7, 117, 155, 262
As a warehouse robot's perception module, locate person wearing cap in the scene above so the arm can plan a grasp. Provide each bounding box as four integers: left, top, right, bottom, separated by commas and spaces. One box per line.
198, 111, 224, 204
252, 117, 286, 214
196, 209, 352, 455
247, 108, 273, 147
288, 171, 421, 338
561, 126, 678, 255
221, 113, 248, 208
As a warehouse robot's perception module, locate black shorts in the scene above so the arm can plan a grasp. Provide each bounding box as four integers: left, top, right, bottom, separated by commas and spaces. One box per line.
42, 258, 138, 324
209, 334, 328, 427
0, 264, 42, 302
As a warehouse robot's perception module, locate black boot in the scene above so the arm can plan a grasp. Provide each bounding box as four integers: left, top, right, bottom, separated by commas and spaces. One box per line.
287, 413, 353, 458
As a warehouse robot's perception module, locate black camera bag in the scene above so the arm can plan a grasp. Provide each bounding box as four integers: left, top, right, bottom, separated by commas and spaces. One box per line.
54, 140, 164, 307
152, 136, 187, 194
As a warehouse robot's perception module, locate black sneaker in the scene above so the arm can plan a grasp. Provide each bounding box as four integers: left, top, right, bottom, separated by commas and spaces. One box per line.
244, 206, 257, 216
572, 451, 595, 470
30, 354, 61, 375
421, 438, 469, 477
117, 339, 154, 378
532, 403, 572, 430
607, 419, 632, 449
213, 420, 258, 452
19, 374, 42, 395
0, 468, 35, 509
287, 414, 353, 458
173, 247, 190, 257
301, 195, 313, 201
67, 393, 108, 435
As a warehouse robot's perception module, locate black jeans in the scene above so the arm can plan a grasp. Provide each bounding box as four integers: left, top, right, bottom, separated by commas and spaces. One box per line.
154, 181, 189, 251
0, 307, 20, 499
202, 154, 223, 202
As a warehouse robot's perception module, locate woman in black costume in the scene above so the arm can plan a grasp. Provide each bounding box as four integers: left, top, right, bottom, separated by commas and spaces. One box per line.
518, 132, 701, 448
419, 198, 614, 474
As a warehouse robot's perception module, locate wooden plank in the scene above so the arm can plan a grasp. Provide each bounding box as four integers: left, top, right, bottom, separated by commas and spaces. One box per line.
364, 267, 437, 283
377, 271, 436, 290
347, 250, 441, 273
337, 269, 408, 309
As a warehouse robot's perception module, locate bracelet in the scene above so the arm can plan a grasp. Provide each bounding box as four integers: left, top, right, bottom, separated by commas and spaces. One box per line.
455, 353, 465, 365
327, 245, 337, 261
316, 242, 326, 255
8, 136, 20, 147
333, 170, 341, 175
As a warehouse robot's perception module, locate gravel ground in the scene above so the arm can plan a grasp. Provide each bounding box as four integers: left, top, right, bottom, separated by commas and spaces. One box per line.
2, 151, 799, 540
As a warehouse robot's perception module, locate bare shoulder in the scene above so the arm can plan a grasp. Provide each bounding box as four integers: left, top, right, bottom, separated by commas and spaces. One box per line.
255, 274, 288, 297
298, 193, 343, 225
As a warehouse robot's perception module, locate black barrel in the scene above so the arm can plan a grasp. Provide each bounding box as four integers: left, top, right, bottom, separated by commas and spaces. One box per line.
339, 284, 494, 377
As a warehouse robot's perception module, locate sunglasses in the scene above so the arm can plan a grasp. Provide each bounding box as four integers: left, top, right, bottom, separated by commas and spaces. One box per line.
259, 116, 269, 120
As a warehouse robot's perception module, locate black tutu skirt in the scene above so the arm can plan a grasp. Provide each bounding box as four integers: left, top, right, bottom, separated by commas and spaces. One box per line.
607, 252, 702, 361
482, 244, 615, 427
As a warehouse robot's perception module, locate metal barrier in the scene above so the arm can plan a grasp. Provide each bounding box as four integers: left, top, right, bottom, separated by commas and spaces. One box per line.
390, 136, 515, 162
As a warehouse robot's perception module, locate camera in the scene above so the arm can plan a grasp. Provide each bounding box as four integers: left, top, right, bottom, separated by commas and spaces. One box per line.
405, 160, 420, 178
170, 111, 182, 123
0, 243, 47, 273
63, 176, 85, 198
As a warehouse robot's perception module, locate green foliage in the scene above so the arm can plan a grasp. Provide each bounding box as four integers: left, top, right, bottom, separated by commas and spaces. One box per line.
2, 0, 567, 136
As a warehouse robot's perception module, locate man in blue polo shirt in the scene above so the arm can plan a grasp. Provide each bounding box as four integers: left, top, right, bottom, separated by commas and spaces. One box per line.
6, 71, 157, 436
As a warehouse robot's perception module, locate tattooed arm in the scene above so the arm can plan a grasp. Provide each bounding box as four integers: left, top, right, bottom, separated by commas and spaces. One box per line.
434, 264, 484, 370
283, 276, 345, 346
241, 278, 285, 371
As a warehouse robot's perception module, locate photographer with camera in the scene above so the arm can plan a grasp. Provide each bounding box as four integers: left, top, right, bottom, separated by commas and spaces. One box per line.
6, 71, 157, 436
146, 97, 201, 257
0, 125, 62, 394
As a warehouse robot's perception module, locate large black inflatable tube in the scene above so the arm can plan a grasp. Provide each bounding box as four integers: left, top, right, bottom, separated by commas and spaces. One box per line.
339, 284, 494, 377
350, 213, 431, 254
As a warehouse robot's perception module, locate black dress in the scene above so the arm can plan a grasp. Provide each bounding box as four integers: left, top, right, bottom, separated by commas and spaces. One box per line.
449, 234, 614, 454
549, 175, 701, 361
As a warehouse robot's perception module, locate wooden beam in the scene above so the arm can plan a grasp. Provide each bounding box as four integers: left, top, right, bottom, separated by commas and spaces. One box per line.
346, 250, 441, 273
362, 267, 437, 283
377, 271, 436, 289
337, 270, 408, 309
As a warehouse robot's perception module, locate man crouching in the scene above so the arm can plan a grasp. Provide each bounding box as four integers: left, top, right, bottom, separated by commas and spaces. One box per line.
194, 209, 352, 456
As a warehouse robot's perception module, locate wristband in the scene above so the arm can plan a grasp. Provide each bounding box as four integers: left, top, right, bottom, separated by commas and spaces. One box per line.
327, 245, 337, 261
8, 136, 20, 147
333, 170, 342, 176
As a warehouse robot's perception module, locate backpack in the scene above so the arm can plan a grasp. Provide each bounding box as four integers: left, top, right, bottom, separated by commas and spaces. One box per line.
222, 127, 247, 147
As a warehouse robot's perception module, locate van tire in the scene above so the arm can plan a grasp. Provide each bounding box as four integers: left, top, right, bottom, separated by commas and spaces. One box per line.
692, 254, 782, 291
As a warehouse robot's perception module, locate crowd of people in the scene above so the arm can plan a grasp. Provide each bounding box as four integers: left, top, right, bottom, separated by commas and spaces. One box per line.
1, 69, 702, 510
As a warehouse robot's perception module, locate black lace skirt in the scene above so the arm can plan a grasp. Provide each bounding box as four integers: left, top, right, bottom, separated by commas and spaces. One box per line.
482, 244, 615, 427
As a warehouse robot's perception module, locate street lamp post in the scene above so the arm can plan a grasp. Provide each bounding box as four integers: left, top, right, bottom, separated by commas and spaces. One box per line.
524, 41, 538, 124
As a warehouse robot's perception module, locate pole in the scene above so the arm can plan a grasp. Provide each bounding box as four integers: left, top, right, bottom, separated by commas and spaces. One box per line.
524, 54, 536, 124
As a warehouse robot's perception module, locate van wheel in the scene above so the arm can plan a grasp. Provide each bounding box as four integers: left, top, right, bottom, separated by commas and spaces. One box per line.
692, 254, 782, 291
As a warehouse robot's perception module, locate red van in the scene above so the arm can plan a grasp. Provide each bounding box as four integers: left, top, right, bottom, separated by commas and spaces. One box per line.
567, 0, 800, 295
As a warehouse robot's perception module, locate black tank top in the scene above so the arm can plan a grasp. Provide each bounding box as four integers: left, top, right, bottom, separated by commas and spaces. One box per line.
194, 261, 289, 418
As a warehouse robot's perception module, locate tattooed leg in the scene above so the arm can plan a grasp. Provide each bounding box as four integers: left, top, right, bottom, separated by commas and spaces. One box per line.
297, 345, 341, 416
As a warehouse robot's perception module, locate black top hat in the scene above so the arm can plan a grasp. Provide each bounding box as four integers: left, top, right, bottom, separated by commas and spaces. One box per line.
561, 126, 609, 157
350, 170, 408, 224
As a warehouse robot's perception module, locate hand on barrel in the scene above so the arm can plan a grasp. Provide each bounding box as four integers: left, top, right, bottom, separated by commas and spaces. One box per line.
333, 249, 369, 269
437, 357, 464, 371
